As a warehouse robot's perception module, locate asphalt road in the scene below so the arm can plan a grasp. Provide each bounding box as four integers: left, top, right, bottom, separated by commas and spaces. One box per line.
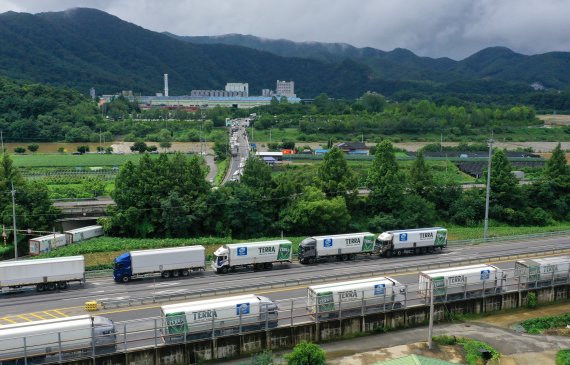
1, 234, 569, 326
223, 121, 250, 184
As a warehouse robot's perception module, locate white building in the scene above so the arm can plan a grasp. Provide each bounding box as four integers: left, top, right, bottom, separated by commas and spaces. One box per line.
225, 83, 249, 97
276, 80, 296, 98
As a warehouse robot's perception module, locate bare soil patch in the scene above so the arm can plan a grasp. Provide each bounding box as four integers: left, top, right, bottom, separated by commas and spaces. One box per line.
538, 114, 570, 126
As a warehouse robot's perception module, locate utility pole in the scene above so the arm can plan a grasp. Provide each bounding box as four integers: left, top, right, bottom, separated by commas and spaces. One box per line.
483, 137, 494, 240
11, 181, 17, 260
427, 279, 435, 349
1, 130, 4, 155
99, 129, 102, 153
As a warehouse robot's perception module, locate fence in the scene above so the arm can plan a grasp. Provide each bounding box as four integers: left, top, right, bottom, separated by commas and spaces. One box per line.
2, 266, 569, 364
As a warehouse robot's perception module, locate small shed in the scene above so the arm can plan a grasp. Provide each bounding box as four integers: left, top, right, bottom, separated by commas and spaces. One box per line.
336, 142, 370, 155
262, 157, 277, 165
314, 149, 329, 155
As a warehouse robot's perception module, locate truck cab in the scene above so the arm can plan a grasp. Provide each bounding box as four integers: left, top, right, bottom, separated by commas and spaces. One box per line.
298, 237, 317, 264
376, 232, 393, 256
113, 253, 132, 282
212, 246, 230, 273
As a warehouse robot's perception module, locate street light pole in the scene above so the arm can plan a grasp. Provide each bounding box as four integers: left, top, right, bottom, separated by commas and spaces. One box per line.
11, 181, 17, 259
483, 138, 494, 240
427, 279, 434, 349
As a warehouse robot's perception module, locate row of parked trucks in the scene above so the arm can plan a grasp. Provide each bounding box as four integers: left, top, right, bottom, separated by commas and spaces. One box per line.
3, 256, 569, 363
28, 225, 104, 256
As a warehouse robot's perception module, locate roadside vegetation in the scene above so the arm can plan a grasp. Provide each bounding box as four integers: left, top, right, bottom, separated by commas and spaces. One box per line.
521, 313, 570, 334
433, 335, 500, 365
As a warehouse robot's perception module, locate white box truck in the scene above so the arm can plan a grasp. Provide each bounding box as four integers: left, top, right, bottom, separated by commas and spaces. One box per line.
307, 277, 406, 319
419, 264, 505, 301
376, 227, 447, 257
64, 225, 104, 244
212, 240, 292, 274
298, 232, 377, 264
0, 256, 85, 292
29, 234, 67, 255
0, 315, 116, 362
515, 256, 570, 288
161, 294, 278, 341
113, 246, 205, 283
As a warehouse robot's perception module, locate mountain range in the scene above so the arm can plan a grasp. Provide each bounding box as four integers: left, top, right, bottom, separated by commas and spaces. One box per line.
0, 8, 569, 99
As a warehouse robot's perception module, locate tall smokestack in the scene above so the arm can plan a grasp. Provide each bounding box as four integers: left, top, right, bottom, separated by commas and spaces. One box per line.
164, 73, 169, 97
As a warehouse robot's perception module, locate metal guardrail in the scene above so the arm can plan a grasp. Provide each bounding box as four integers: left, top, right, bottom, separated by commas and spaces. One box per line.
98, 247, 570, 309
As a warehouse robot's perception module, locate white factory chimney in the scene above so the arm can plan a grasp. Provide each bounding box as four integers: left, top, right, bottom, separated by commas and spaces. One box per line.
164, 73, 169, 97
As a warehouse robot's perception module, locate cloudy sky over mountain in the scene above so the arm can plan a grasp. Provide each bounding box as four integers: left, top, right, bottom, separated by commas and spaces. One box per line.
1, 0, 569, 59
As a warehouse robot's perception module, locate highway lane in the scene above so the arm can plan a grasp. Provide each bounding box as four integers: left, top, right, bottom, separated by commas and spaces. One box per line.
1, 234, 568, 325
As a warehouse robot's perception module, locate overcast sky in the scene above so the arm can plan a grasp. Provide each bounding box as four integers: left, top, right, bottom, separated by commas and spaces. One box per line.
1, 0, 569, 60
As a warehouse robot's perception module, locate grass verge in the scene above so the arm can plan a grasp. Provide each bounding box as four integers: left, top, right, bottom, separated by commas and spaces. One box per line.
215, 158, 229, 185
557, 350, 570, 365
433, 336, 500, 365
520, 313, 570, 334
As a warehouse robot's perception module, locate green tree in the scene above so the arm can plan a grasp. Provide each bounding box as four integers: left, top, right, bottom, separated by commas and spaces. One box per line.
76, 145, 90, 154
14, 147, 26, 154
27, 144, 39, 153
285, 341, 326, 365
367, 140, 403, 213
241, 157, 274, 191
130, 141, 148, 153
280, 187, 350, 235
360, 92, 386, 113
488, 149, 520, 209
318, 147, 357, 200
544, 143, 569, 179
409, 149, 433, 197
159, 141, 172, 150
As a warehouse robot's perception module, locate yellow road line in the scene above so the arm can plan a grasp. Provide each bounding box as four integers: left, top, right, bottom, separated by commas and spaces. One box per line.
1, 317, 17, 324
42, 311, 58, 319
17, 315, 32, 322
51, 309, 68, 317
29, 313, 47, 320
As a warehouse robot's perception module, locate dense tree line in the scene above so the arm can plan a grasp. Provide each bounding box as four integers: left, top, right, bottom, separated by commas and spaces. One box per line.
103, 143, 569, 239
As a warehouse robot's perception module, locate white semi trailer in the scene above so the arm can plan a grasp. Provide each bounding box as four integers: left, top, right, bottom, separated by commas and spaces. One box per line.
113, 246, 206, 283
0, 315, 116, 363
515, 255, 570, 288
0, 256, 85, 292
298, 232, 377, 264
212, 240, 292, 274
307, 277, 406, 319
376, 227, 447, 257
161, 294, 278, 341
419, 264, 505, 301
64, 225, 104, 244
29, 234, 67, 255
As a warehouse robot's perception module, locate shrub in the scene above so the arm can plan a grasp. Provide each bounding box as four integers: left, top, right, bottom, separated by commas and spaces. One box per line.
14, 147, 26, 154
527, 292, 538, 309
285, 341, 326, 365
556, 349, 570, 365
250, 350, 274, 365
433, 335, 457, 345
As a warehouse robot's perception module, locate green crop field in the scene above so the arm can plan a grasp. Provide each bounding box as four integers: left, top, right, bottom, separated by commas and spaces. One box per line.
12, 154, 157, 168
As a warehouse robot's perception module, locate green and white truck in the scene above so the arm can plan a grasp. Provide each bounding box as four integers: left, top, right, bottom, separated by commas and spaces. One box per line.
298, 232, 377, 264
212, 240, 293, 274
376, 227, 448, 257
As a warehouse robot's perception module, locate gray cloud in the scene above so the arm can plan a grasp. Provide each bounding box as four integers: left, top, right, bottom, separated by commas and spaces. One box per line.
1, 0, 569, 59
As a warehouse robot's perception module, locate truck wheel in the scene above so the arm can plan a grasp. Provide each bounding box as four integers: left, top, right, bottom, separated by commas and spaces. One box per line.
264, 262, 273, 270
385, 250, 392, 258
349, 254, 356, 261
58, 281, 68, 290
396, 250, 402, 257
161, 271, 171, 279
181, 269, 190, 277
255, 263, 264, 271
221, 266, 229, 274
341, 254, 348, 261
172, 270, 180, 278
121, 276, 130, 283
36, 283, 45, 292
47, 282, 57, 291
308, 258, 316, 265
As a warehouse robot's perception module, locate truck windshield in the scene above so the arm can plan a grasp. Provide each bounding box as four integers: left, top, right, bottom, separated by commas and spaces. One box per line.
114, 263, 124, 270
216, 256, 226, 264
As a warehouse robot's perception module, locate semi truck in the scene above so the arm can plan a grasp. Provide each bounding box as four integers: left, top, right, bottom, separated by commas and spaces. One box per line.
29, 234, 67, 256
64, 225, 104, 244
298, 232, 377, 264
307, 277, 406, 319
0, 315, 116, 363
419, 264, 505, 301
212, 240, 292, 274
515, 256, 570, 288
161, 294, 278, 341
0, 256, 85, 292
113, 246, 205, 283
376, 227, 448, 257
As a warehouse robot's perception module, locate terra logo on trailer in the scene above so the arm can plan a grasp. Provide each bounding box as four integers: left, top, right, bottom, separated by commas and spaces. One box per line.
323, 239, 333, 247
237, 247, 248, 256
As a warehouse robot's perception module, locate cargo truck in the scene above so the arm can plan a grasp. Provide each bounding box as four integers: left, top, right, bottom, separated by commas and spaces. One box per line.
0, 256, 85, 292
29, 233, 67, 255
161, 294, 278, 341
113, 246, 205, 283
419, 264, 505, 301
212, 240, 293, 274
515, 255, 570, 288
64, 225, 104, 244
0, 315, 116, 363
307, 277, 406, 319
376, 227, 447, 257
298, 232, 377, 264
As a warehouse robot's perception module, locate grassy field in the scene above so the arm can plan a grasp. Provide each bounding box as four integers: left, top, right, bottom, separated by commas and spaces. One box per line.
11, 153, 156, 167
215, 158, 229, 185
30, 223, 570, 270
